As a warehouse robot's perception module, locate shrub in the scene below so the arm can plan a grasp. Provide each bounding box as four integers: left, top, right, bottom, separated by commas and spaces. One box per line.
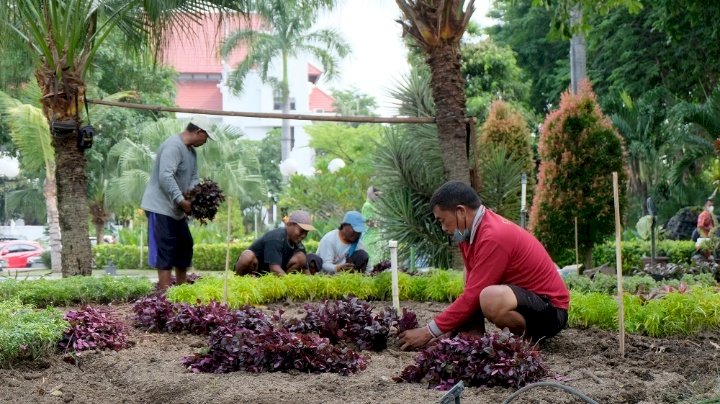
592, 240, 695, 272
58, 307, 130, 352
568, 287, 720, 337
477, 101, 535, 222
278, 297, 410, 352
182, 324, 367, 375
530, 81, 627, 264
94, 240, 319, 270
0, 277, 154, 307
395, 330, 546, 390
0, 300, 67, 366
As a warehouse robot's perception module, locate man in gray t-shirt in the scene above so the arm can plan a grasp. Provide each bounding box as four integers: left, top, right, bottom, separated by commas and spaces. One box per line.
140, 119, 212, 291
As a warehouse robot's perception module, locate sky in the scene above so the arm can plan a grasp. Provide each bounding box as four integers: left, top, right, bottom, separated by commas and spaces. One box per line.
314, 0, 496, 116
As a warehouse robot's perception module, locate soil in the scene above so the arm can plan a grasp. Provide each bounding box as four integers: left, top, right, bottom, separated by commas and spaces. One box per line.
1, 300, 719, 404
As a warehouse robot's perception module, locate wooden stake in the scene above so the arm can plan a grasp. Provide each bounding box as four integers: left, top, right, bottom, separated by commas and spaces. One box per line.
389, 240, 400, 315
612, 172, 625, 357
574, 217, 579, 269
223, 198, 232, 305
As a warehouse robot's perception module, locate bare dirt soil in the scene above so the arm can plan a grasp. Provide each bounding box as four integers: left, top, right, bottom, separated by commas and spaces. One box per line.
1, 300, 719, 404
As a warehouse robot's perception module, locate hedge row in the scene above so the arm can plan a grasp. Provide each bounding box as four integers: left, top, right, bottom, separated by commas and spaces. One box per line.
167, 271, 465, 307
569, 287, 720, 337
94, 240, 320, 270
592, 240, 696, 273
0, 300, 67, 366
0, 277, 154, 308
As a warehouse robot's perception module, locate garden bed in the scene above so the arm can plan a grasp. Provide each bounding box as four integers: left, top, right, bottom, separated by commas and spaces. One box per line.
0, 301, 718, 404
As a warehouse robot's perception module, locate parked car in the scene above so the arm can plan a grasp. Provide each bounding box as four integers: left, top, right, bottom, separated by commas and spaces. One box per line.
0, 240, 44, 269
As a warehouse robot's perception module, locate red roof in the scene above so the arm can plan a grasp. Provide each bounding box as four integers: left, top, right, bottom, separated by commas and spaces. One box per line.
309, 87, 336, 113
176, 81, 222, 110
163, 14, 261, 74
308, 63, 323, 76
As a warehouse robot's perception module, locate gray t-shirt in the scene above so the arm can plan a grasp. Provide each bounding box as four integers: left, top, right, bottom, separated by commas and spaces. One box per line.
316, 229, 370, 274
141, 134, 200, 219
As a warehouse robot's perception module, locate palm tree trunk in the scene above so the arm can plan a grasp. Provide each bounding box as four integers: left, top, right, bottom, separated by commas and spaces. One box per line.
280, 51, 291, 161
427, 45, 470, 185
44, 166, 62, 273
53, 133, 93, 276
570, 6, 587, 94
95, 221, 104, 245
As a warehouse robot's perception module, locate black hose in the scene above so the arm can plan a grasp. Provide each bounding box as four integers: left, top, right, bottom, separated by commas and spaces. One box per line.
502, 381, 600, 404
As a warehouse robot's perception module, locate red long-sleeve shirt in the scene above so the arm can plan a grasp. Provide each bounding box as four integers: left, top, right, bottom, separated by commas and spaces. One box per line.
433, 209, 570, 333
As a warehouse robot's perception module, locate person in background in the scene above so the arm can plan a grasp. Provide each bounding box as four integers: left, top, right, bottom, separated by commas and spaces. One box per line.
697, 198, 715, 238
234, 210, 315, 276
399, 181, 570, 350
141, 119, 211, 291
311, 211, 371, 274
361, 186, 384, 266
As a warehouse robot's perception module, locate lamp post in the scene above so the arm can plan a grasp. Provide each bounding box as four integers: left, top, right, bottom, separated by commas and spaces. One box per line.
520, 172, 527, 229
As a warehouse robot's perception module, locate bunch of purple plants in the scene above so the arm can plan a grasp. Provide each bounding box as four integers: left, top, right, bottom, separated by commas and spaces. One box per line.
395, 330, 546, 390
279, 297, 418, 351
132, 295, 177, 332
185, 178, 225, 225
58, 307, 130, 352
182, 324, 367, 375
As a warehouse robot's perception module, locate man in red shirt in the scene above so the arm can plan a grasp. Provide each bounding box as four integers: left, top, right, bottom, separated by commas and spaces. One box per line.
400, 181, 570, 350
697, 199, 715, 238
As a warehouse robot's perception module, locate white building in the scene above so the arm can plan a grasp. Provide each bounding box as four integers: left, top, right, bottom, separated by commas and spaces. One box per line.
163, 14, 337, 174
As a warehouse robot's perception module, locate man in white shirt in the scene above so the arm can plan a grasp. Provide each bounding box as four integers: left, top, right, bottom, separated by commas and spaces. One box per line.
312, 211, 371, 274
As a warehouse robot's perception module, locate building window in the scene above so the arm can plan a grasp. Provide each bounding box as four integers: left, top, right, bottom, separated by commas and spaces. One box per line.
273, 91, 296, 110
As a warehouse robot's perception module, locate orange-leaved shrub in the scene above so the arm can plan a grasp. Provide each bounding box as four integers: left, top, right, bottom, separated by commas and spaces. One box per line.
530, 82, 627, 265
477, 100, 534, 221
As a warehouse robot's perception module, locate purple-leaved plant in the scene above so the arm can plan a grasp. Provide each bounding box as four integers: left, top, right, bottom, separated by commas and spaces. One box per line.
59, 307, 130, 352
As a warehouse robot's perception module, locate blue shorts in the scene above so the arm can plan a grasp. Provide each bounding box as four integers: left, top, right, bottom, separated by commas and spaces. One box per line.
146, 211, 193, 269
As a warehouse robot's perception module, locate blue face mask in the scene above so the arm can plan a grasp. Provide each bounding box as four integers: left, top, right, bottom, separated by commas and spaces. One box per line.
452, 208, 470, 243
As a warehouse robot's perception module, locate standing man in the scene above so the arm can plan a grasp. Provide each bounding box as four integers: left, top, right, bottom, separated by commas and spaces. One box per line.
313, 211, 371, 274
697, 198, 715, 238
141, 119, 212, 291
235, 210, 315, 276
400, 181, 570, 349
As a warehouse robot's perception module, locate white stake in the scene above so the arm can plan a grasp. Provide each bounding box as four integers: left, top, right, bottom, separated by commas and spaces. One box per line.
612, 172, 625, 357
224, 198, 232, 305
389, 240, 400, 314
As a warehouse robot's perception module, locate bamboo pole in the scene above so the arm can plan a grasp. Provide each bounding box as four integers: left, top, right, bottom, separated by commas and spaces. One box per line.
86, 99, 451, 124
389, 240, 400, 315
574, 217, 579, 269
612, 172, 625, 357
223, 198, 232, 305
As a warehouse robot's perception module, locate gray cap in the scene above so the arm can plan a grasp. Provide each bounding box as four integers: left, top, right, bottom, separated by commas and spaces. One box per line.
287, 210, 316, 231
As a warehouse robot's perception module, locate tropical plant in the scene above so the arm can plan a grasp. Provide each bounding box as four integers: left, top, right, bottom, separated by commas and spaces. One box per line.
477, 101, 534, 222
0, 0, 255, 276
530, 82, 627, 268
395, 0, 475, 184
0, 88, 61, 271
221, 0, 349, 161
331, 88, 378, 119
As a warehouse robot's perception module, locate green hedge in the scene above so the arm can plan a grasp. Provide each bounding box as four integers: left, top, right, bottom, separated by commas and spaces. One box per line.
95, 240, 319, 270
563, 273, 717, 295
0, 277, 154, 307
0, 300, 67, 366
592, 240, 696, 273
167, 270, 465, 307
569, 287, 720, 337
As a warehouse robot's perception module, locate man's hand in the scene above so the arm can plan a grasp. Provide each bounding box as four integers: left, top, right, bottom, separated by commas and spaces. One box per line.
399, 326, 433, 350
336, 263, 354, 272
178, 199, 192, 214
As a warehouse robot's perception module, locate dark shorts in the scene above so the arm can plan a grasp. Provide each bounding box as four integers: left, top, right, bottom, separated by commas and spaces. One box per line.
146, 211, 193, 270
508, 284, 568, 341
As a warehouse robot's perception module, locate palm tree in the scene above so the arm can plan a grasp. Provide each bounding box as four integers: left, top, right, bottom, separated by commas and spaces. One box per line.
0, 91, 62, 272
395, 0, 476, 184
0, 0, 265, 276
220, 0, 349, 161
